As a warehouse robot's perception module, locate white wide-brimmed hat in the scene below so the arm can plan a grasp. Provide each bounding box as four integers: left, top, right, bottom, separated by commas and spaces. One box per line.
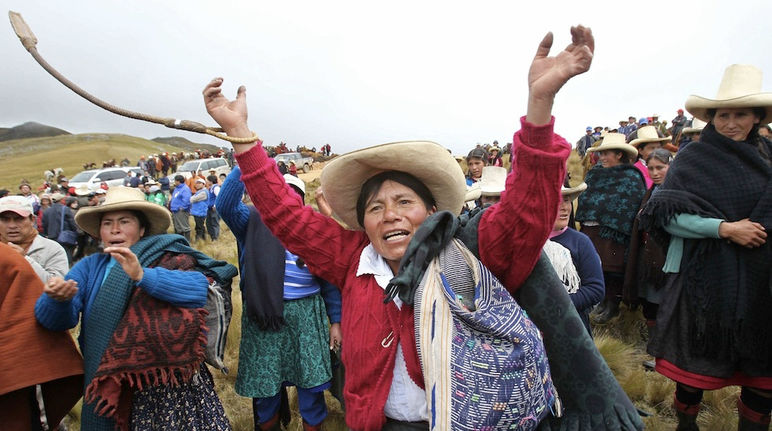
283, 174, 306, 195
685, 64, 772, 124
586, 133, 639, 159
629, 126, 671, 148
561, 182, 587, 202
75, 187, 171, 238
682, 118, 707, 134
479, 166, 507, 197
320, 141, 466, 229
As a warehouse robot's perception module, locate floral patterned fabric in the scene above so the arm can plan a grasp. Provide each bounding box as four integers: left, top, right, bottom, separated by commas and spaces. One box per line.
235, 294, 332, 397
129, 363, 230, 430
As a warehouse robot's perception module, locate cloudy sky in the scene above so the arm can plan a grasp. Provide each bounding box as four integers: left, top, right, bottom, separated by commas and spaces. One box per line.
3, 0, 771, 154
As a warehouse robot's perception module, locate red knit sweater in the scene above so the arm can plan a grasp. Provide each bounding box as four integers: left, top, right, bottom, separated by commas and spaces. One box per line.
235, 117, 569, 430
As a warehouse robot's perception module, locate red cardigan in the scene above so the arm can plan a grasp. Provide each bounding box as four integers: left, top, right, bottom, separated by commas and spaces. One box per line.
235, 117, 569, 430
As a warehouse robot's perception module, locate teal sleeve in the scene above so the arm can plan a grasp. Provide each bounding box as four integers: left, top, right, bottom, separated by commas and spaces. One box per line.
662, 214, 723, 273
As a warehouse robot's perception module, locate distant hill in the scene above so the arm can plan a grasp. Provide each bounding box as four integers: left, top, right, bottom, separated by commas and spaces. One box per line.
0, 121, 71, 142
152, 136, 224, 155
0, 133, 196, 190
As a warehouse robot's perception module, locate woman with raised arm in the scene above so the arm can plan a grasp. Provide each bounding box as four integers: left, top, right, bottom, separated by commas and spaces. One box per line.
206, 27, 641, 431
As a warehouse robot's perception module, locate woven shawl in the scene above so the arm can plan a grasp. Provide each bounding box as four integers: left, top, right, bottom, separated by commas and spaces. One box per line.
575, 164, 646, 245
639, 124, 772, 371
80, 234, 238, 431
389, 210, 643, 430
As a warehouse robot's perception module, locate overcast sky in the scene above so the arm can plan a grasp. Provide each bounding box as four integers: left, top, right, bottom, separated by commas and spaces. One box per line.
3, 0, 772, 154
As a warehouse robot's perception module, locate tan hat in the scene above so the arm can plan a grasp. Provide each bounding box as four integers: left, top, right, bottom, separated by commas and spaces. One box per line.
464, 182, 482, 202
479, 166, 507, 197
685, 64, 772, 124
629, 125, 670, 148
682, 118, 707, 135
74, 185, 92, 196
75, 187, 171, 238
320, 141, 466, 229
561, 182, 587, 202
0, 196, 33, 217
51, 192, 65, 202
586, 133, 639, 159
283, 174, 306, 195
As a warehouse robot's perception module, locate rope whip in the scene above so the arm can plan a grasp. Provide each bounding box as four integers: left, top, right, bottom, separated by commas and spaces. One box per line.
8, 11, 260, 144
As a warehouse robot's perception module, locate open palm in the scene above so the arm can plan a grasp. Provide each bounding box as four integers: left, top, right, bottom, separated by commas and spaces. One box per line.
528, 26, 594, 100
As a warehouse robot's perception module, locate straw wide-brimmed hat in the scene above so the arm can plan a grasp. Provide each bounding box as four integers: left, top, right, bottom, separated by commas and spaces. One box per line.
586, 133, 639, 159
685, 64, 772, 124
479, 166, 507, 197
682, 118, 707, 134
320, 141, 466, 229
74, 185, 92, 197
561, 182, 587, 202
75, 187, 171, 238
629, 125, 671, 148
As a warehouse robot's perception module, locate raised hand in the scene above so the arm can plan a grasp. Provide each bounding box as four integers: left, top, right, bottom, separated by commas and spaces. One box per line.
526, 26, 594, 125
203, 78, 253, 142
104, 246, 144, 282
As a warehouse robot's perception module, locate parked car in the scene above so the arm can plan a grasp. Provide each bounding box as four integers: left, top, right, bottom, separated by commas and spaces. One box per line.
68, 167, 133, 191
274, 152, 313, 173
173, 157, 231, 179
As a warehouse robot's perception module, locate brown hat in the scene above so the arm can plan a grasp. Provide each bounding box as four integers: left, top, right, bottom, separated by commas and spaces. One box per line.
321, 141, 466, 229
75, 187, 171, 238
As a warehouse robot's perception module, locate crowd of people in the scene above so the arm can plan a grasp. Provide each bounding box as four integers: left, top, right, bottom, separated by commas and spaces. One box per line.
1, 25, 770, 431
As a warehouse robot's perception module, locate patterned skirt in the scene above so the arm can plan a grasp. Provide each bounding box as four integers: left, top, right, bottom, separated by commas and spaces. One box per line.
130, 363, 230, 430
235, 294, 332, 398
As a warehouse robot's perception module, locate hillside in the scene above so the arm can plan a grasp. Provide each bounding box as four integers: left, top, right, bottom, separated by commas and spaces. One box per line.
152, 136, 224, 155
0, 133, 193, 190
0, 121, 71, 142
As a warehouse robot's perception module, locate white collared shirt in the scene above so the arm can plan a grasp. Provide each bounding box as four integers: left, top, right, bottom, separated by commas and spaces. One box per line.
356, 244, 428, 422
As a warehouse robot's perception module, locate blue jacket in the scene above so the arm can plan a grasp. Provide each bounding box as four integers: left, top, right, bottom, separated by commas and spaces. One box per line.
207, 184, 220, 209
170, 182, 191, 212
190, 189, 209, 217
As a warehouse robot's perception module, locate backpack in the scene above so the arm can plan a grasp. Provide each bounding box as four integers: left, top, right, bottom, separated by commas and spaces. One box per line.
203, 277, 233, 373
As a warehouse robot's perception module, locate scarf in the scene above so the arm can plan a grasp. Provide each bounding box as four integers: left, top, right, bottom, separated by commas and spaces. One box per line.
639, 124, 772, 369
543, 240, 580, 294
241, 206, 287, 330
80, 234, 237, 431
388, 210, 643, 430
575, 164, 646, 245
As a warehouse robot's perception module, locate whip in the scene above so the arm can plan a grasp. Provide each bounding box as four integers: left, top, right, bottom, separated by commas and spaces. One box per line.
8, 11, 260, 144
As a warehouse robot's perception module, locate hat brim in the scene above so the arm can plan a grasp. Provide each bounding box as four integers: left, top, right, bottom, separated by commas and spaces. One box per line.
561, 182, 587, 201
75, 200, 172, 238
685, 93, 772, 125
629, 135, 671, 148
586, 142, 639, 160
320, 141, 466, 230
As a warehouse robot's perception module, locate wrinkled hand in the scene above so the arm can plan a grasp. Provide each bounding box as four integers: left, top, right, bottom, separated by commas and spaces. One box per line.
528, 25, 594, 101
203, 77, 252, 139
104, 246, 144, 281
719, 218, 767, 248
7, 242, 25, 256
44, 277, 78, 302
315, 188, 333, 217
329, 323, 342, 352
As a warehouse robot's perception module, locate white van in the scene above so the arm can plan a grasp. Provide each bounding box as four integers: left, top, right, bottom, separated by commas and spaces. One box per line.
173, 158, 230, 179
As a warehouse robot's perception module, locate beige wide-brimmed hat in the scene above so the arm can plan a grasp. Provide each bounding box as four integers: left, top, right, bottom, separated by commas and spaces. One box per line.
586, 133, 638, 159
629, 125, 671, 148
75, 187, 171, 238
479, 166, 507, 197
562, 182, 587, 202
682, 118, 707, 134
320, 141, 466, 229
685, 64, 772, 124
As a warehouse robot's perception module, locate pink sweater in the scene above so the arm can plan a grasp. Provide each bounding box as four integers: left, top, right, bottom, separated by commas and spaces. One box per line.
234, 116, 569, 430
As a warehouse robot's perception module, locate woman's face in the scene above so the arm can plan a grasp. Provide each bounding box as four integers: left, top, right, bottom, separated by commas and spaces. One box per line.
647, 158, 670, 185
712, 108, 760, 142
99, 210, 145, 248
467, 158, 485, 180
638, 142, 662, 161
598, 150, 623, 168
362, 180, 435, 274
553, 196, 572, 231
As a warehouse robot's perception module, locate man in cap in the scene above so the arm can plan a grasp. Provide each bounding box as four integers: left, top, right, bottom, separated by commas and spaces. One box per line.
190, 177, 209, 242
670, 109, 687, 143
0, 196, 69, 282
576, 126, 597, 157
170, 175, 192, 241
18, 182, 41, 214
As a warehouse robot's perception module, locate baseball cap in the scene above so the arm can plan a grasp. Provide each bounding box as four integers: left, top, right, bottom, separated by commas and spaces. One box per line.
0, 196, 34, 217
195, 178, 206, 184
